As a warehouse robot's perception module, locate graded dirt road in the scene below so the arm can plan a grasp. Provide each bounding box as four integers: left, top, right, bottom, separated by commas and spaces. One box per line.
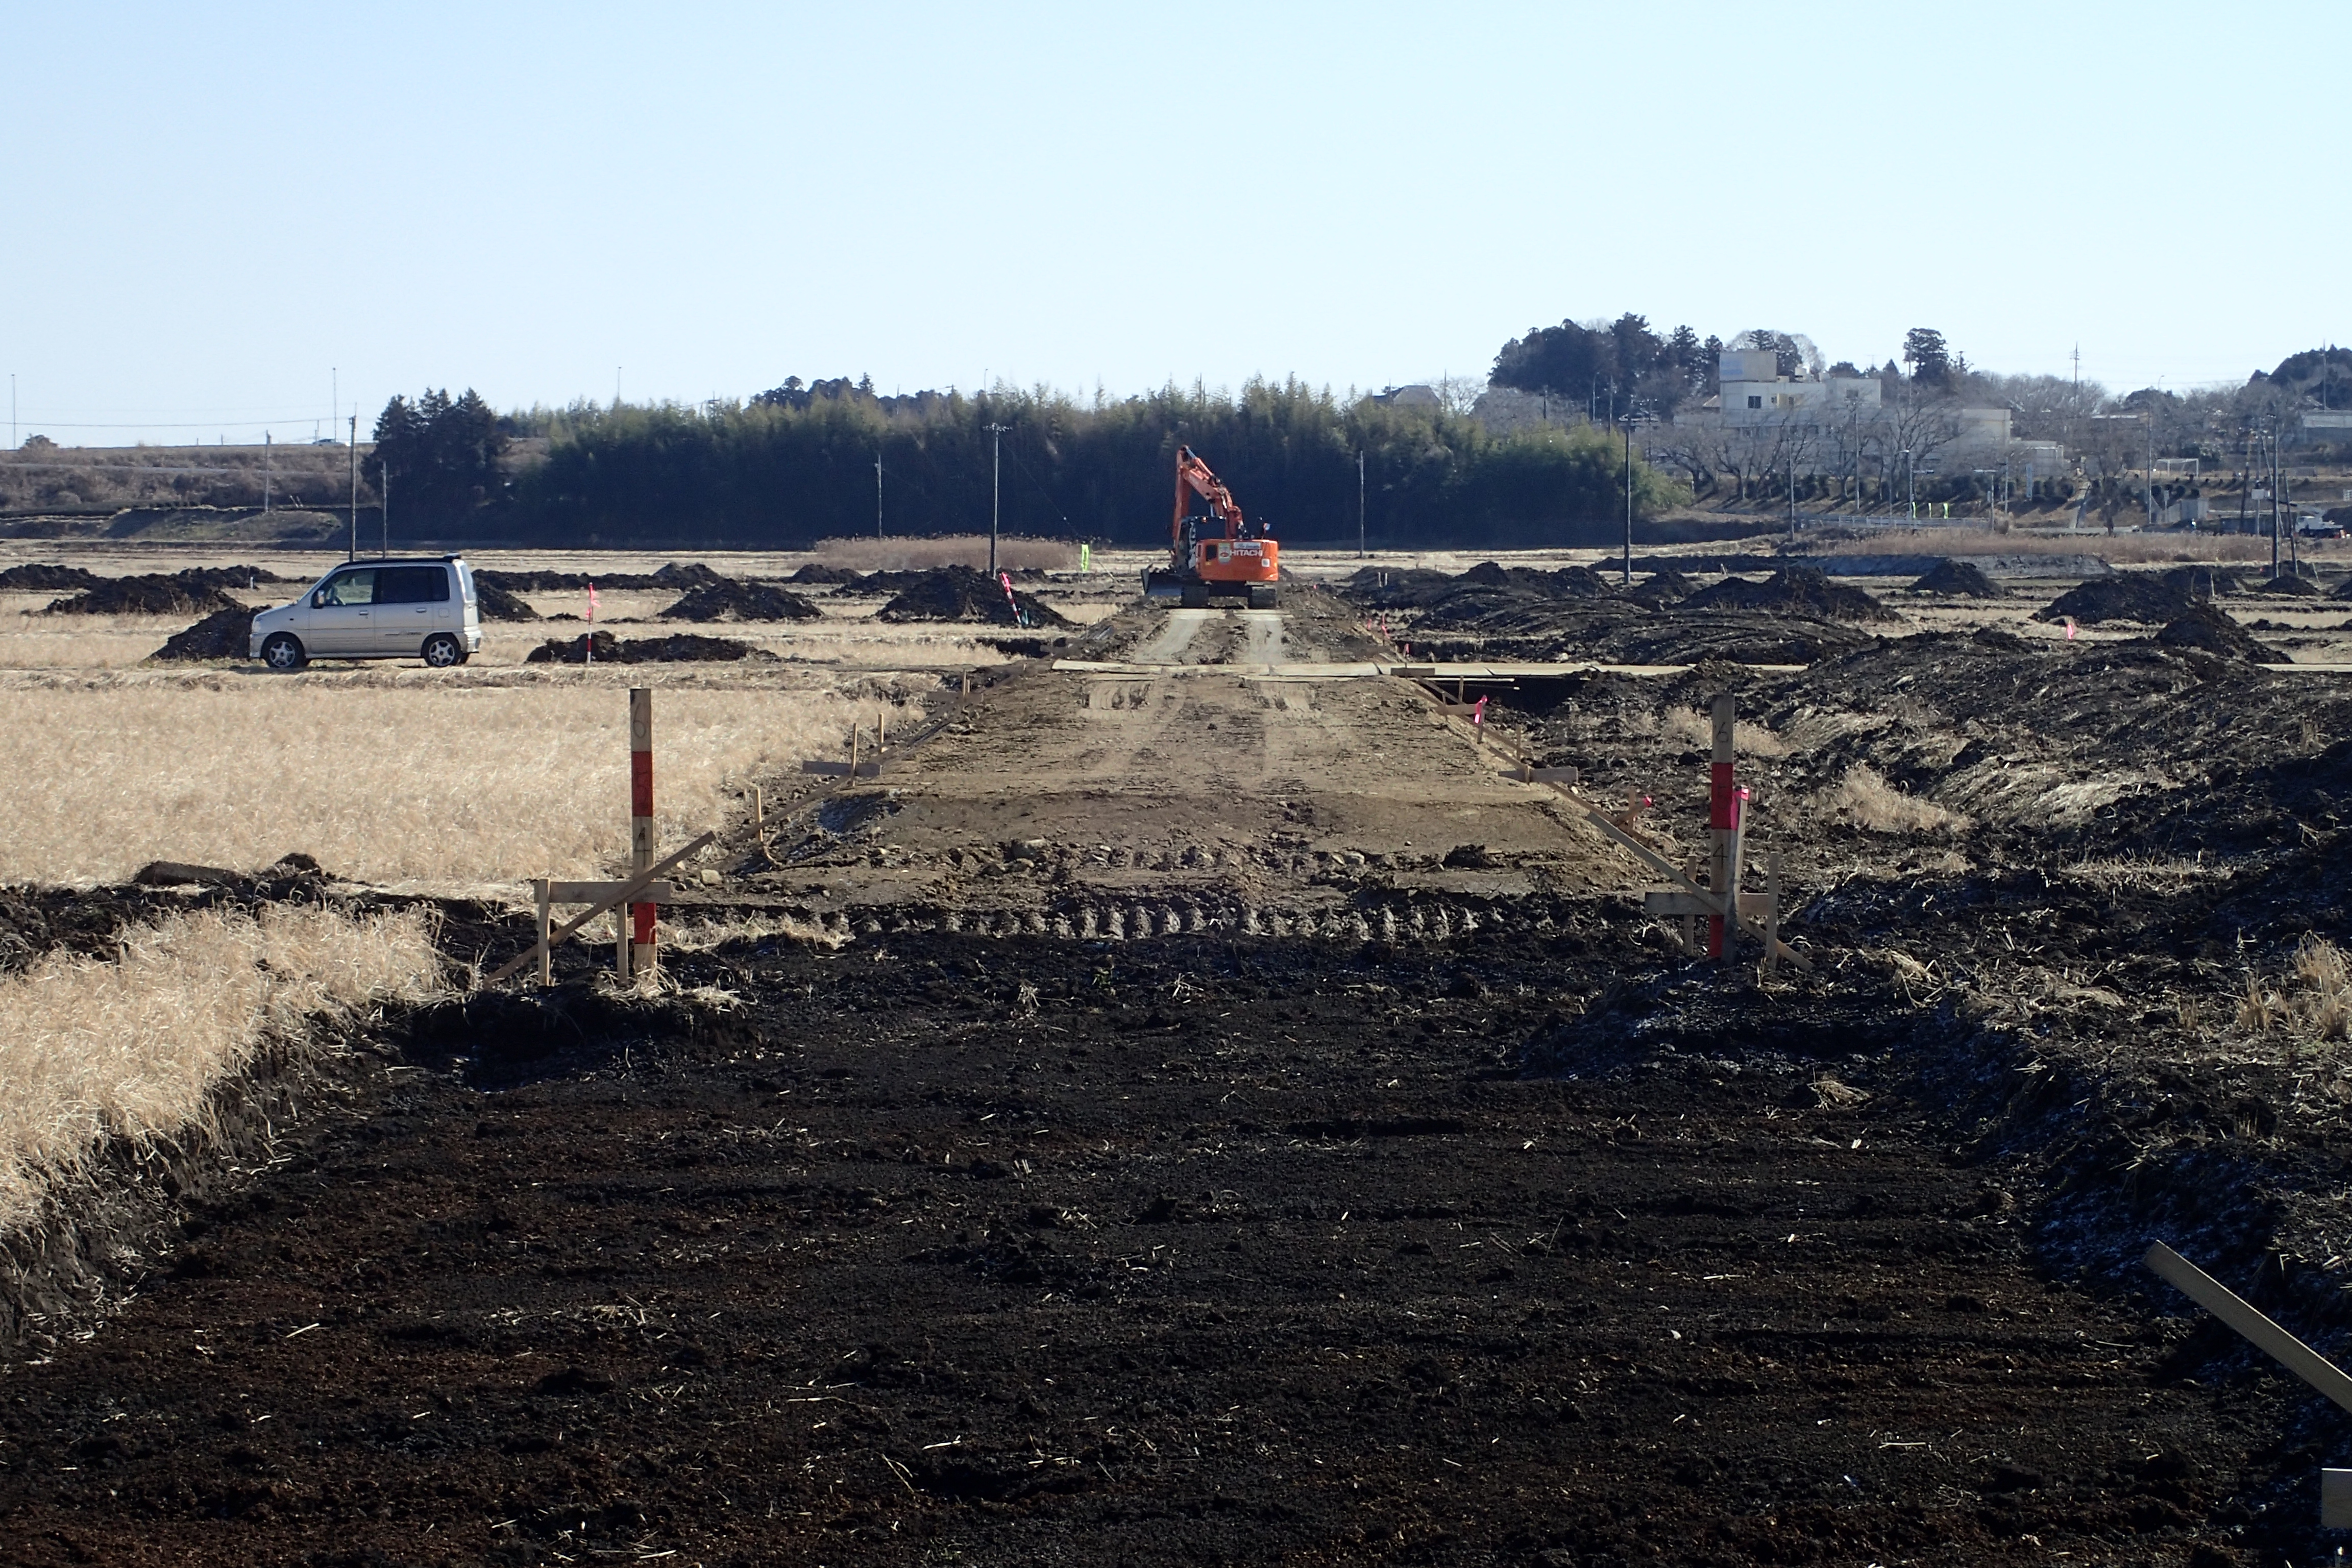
0, 588, 2332, 1567
749, 590, 1623, 942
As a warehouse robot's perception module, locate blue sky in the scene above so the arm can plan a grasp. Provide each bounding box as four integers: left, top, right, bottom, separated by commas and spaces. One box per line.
3, 2, 2340, 445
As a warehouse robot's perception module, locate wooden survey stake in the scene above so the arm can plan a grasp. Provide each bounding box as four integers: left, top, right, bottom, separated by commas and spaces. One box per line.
627, 688, 656, 977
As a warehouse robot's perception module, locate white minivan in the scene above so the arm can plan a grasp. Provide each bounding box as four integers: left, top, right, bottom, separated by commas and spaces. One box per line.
250, 556, 483, 670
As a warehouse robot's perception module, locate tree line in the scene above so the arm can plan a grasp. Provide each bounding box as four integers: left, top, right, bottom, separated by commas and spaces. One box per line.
380, 379, 1684, 547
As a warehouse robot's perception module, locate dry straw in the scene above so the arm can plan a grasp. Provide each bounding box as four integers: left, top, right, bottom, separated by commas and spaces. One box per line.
0, 904, 445, 1232
1828, 764, 1966, 834
0, 675, 926, 887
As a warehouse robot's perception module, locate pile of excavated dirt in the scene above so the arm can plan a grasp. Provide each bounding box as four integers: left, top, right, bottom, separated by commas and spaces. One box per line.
2253, 574, 2321, 596
2036, 572, 2194, 625
788, 563, 865, 584
1678, 566, 1895, 622
168, 564, 291, 589
41, 573, 248, 616
523, 630, 776, 664
1455, 559, 1619, 597
1910, 558, 2003, 597
2156, 603, 2275, 662
470, 581, 540, 620
874, 566, 1074, 626
2160, 565, 2248, 597
1625, 569, 1695, 606
476, 561, 727, 593
148, 607, 254, 662
0, 562, 100, 592
658, 579, 822, 622
1337, 566, 1466, 609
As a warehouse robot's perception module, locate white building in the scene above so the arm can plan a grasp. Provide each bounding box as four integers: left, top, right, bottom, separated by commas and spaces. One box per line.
1714, 349, 1883, 428
1675, 351, 2064, 479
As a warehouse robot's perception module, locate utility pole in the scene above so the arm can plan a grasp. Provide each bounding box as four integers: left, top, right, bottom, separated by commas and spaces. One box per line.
347, 414, 358, 561
1903, 448, 1915, 521
381, 461, 391, 559
1621, 419, 1634, 586
2238, 429, 2252, 535
1357, 449, 1366, 558
875, 450, 885, 540
2270, 429, 2283, 579
986, 423, 1008, 576
2143, 416, 2154, 531
8, 373, 13, 449
263, 432, 273, 514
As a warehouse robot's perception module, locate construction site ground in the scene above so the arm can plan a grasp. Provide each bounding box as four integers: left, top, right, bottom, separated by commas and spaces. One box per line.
7, 573, 2352, 1567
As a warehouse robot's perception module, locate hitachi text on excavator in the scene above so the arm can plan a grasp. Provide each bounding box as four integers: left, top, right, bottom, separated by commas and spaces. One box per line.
1144, 445, 1280, 609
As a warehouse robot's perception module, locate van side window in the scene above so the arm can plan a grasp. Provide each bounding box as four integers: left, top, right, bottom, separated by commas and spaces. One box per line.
320, 570, 376, 606
377, 567, 450, 604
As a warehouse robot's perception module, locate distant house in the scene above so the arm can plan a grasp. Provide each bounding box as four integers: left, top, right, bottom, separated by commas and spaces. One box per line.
1370, 384, 1441, 410
1673, 351, 2063, 478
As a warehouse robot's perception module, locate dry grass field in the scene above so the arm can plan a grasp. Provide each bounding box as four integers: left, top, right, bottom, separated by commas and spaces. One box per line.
0, 670, 930, 889
0, 904, 444, 1231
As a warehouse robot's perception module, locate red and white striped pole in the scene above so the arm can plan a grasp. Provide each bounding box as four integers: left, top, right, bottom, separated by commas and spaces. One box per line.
1706, 692, 1736, 960
628, 687, 655, 975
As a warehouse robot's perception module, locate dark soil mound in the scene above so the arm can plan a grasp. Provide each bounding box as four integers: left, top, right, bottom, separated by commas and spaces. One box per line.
1910, 558, 2003, 598
1457, 561, 1618, 598
2254, 574, 2321, 596
788, 564, 864, 584
171, 565, 290, 589
42, 575, 246, 616
148, 607, 253, 662
478, 561, 730, 593
1338, 566, 1469, 609
658, 580, 822, 622
875, 567, 1073, 627
472, 581, 541, 621
524, 631, 775, 664
0, 563, 100, 592
1680, 567, 1893, 622
2155, 603, 2274, 662
2160, 565, 2247, 598
2036, 573, 2194, 625
1626, 569, 1696, 607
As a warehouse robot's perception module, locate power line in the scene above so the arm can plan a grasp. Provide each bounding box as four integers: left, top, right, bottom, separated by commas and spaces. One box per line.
6, 415, 351, 430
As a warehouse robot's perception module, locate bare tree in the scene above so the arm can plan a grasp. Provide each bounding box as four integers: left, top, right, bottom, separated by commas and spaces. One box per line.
1431, 373, 1487, 418
1884, 383, 1961, 487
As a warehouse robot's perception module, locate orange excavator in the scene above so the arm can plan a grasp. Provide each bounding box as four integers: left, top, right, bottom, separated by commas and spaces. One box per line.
1145, 445, 1280, 609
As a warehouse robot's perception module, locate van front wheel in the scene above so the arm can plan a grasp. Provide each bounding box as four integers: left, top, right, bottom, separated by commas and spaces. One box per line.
421, 633, 464, 669
261, 633, 307, 671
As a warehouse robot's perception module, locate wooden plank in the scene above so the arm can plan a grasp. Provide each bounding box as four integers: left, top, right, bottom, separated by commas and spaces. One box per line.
545, 881, 675, 905
533, 879, 552, 988
1643, 891, 1772, 919
2144, 1242, 2352, 1416
1527, 765, 1580, 785
479, 832, 716, 988
801, 760, 883, 778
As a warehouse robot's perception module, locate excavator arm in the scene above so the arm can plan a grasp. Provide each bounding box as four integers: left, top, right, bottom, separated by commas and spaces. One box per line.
1173, 444, 1250, 553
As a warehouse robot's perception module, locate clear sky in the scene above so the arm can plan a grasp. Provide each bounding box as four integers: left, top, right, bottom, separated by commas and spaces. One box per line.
4, 2, 2340, 446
